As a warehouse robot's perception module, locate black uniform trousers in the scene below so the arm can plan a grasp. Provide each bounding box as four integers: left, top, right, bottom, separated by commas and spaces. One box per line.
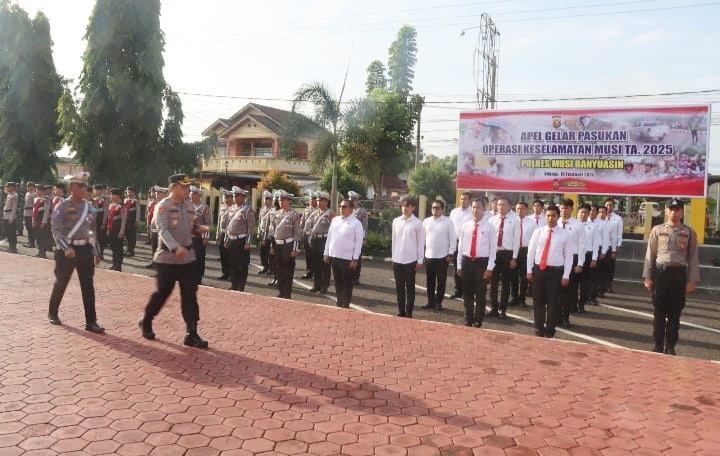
578, 251, 595, 306
144, 261, 200, 325
393, 261, 417, 317
311, 237, 330, 291
36, 222, 52, 257
3, 219, 17, 252
96, 218, 107, 254
353, 256, 362, 284
218, 239, 229, 277
606, 250, 617, 290
302, 234, 312, 272
192, 236, 207, 280
490, 250, 513, 311
511, 246, 529, 304
652, 265, 686, 350
532, 265, 563, 337
125, 223, 137, 254
452, 244, 462, 295
425, 257, 449, 308
150, 232, 159, 257
461, 256, 488, 325
560, 254, 579, 319
591, 249, 607, 301
109, 224, 124, 271
259, 239, 270, 272
275, 242, 295, 299
24, 216, 35, 246
227, 237, 250, 291
331, 257, 354, 308
49, 245, 97, 323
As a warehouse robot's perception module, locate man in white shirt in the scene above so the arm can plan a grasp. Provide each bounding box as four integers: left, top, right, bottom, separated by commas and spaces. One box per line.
531, 199, 547, 227
588, 204, 607, 305
422, 200, 457, 311
488, 197, 520, 319
449, 192, 473, 298
604, 198, 624, 293
457, 198, 496, 327
391, 197, 425, 318
323, 199, 364, 308
526, 205, 573, 338
511, 201, 536, 307
557, 198, 585, 327
577, 204, 601, 313
2, 182, 18, 253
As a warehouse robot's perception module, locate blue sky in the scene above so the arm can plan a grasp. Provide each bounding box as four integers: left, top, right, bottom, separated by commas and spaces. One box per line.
16, 0, 720, 174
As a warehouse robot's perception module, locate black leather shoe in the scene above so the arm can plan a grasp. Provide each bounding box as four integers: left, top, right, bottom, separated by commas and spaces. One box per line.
309, 288, 320, 292
138, 316, 155, 340
48, 314, 61, 325
487, 309, 500, 317
258, 269, 267, 275
435, 304, 443, 311
216, 275, 228, 280
500, 310, 507, 320
396, 312, 406, 317
183, 333, 208, 349
301, 272, 313, 279
664, 346, 676, 355
85, 322, 105, 333
652, 345, 664, 353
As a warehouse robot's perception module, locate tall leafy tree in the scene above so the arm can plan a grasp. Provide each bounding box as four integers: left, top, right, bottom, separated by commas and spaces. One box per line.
387, 25, 417, 96
67, 0, 167, 187
365, 60, 387, 94
408, 162, 455, 204
0, 3, 63, 182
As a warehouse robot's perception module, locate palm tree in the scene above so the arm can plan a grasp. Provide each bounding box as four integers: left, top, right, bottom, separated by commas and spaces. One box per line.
292, 81, 346, 212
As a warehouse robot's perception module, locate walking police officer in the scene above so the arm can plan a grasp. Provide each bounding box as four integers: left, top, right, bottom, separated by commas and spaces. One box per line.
643, 198, 700, 355
139, 174, 210, 348
47, 172, 105, 332
226, 186, 255, 292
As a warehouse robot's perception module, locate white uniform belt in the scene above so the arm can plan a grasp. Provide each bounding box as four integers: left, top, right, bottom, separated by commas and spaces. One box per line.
312, 234, 328, 239
70, 239, 89, 246
275, 237, 294, 245
227, 234, 248, 240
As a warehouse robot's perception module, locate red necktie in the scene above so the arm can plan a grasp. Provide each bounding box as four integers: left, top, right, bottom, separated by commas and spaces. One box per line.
497, 217, 505, 247
535, 215, 539, 225
562, 220, 567, 229
539, 228, 552, 271
470, 222, 478, 257
520, 219, 523, 249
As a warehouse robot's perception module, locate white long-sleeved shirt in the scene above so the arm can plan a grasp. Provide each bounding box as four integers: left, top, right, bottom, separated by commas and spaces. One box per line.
391, 214, 425, 265
449, 205, 473, 238
517, 216, 536, 249
526, 225, 574, 279
324, 215, 364, 261
582, 219, 602, 261
457, 218, 497, 271
531, 213, 547, 227
423, 215, 457, 259
488, 213, 520, 258
606, 212, 623, 250
558, 217, 586, 258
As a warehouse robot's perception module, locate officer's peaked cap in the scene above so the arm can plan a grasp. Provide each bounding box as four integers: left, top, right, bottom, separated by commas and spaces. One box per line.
667, 198, 684, 209
63, 171, 90, 185
168, 174, 192, 186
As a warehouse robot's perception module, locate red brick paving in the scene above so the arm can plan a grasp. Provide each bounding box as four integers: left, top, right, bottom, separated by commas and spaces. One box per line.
1, 252, 719, 455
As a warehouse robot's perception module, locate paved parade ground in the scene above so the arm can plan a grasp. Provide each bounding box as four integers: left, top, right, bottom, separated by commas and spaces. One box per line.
1, 251, 719, 455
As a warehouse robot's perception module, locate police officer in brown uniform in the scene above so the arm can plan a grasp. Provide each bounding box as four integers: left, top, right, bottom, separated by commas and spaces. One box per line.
225, 186, 255, 292
34, 185, 52, 258
190, 186, 211, 281
139, 174, 210, 348
48, 172, 105, 332
123, 186, 139, 256
271, 190, 301, 299
2, 182, 18, 253
22, 182, 37, 247
309, 191, 333, 293
257, 190, 274, 275
106, 188, 127, 271
643, 198, 700, 355
215, 190, 235, 280
91, 184, 109, 255
300, 191, 318, 280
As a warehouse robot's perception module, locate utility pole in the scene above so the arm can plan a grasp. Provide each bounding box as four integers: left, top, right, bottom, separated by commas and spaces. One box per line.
474, 13, 500, 110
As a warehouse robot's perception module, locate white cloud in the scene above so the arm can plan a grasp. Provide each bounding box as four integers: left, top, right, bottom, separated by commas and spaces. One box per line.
586, 27, 622, 41
631, 30, 661, 44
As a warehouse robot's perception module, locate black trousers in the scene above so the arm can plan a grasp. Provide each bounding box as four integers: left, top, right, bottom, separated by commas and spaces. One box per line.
218, 239, 229, 277
452, 245, 462, 295
461, 256, 488, 325
144, 262, 200, 325
36, 223, 52, 257
353, 257, 362, 283
311, 237, 330, 291
302, 234, 312, 272
109, 225, 124, 271
578, 251, 596, 305
511, 247, 529, 302
227, 237, 250, 291
331, 257, 354, 307
125, 223, 137, 254
16, 215, 22, 236
652, 265, 686, 349
96, 219, 107, 254
606, 250, 616, 288
24, 216, 34, 245
3, 219, 17, 252
192, 236, 207, 280
490, 250, 513, 311
259, 239, 270, 272
560, 254, 579, 318
425, 257, 449, 307
150, 232, 159, 257
532, 265, 563, 337
393, 262, 417, 316
275, 243, 295, 299
591, 249, 607, 300
49, 245, 97, 323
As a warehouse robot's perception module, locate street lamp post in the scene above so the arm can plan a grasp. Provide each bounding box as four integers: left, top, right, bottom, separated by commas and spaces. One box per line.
225, 161, 229, 189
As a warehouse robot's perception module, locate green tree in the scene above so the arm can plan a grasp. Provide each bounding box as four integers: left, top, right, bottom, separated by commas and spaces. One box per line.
365, 60, 386, 93
65, 0, 168, 187
292, 81, 345, 210
408, 162, 455, 203
426, 153, 458, 176
258, 169, 299, 196
0, 3, 63, 182
342, 88, 414, 193
387, 25, 417, 96
318, 164, 365, 202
